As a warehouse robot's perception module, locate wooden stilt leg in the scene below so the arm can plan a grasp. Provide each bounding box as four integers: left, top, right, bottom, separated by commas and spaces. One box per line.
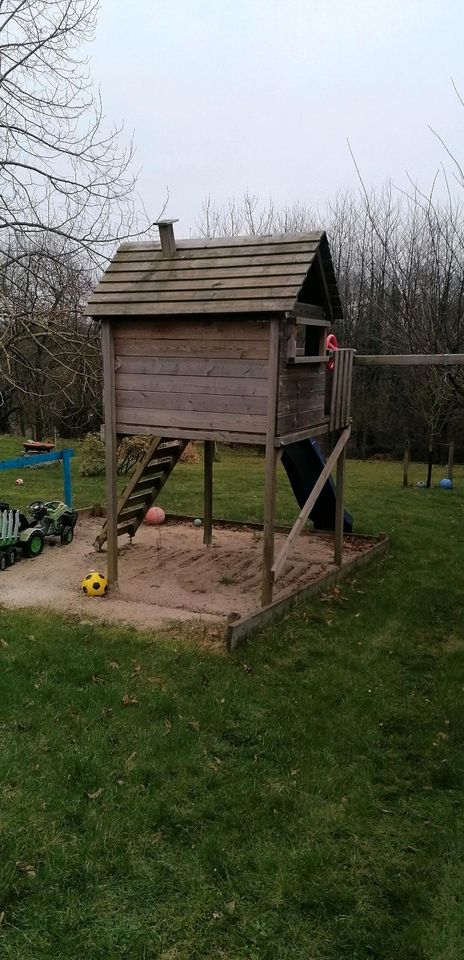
262, 445, 278, 607
101, 320, 118, 586
334, 439, 346, 566
203, 440, 213, 545
261, 317, 281, 608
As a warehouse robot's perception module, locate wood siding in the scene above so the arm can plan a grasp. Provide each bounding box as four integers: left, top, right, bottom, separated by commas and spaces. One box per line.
276, 321, 327, 436
114, 317, 270, 441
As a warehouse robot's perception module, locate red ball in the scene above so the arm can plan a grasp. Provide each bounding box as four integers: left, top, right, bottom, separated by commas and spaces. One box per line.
144, 506, 166, 526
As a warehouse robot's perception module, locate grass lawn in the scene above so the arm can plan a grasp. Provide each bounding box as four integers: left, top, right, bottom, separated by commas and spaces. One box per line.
1, 436, 464, 958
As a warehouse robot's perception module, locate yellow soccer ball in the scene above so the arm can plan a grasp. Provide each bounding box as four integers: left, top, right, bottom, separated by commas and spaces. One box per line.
81, 570, 108, 597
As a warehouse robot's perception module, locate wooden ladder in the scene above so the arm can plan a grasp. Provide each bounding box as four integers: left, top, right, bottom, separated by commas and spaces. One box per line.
95, 436, 188, 550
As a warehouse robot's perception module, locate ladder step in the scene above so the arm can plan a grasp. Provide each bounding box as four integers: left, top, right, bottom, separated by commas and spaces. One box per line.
147, 456, 175, 469
120, 505, 146, 521
155, 443, 183, 457
135, 472, 164, 487
127, 491, 152, 506
117, 522, 136, 537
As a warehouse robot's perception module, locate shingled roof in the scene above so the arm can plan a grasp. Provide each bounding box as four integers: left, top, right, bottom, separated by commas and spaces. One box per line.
85, 230, 342, 320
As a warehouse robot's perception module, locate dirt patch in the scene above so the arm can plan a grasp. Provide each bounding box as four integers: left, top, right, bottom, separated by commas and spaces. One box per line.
1, 517, 369, 634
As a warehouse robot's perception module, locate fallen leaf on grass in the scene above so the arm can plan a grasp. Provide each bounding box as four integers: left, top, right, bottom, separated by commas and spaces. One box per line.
149, 831, 163, 845
0, 638, 8, 648
225, 900, 236, 914
131, 663, 142, 677
16, 861, 36, 878
188, 719, 200, 731
242, 663, 253, 674
124, 751, 137, 770
0, 911, 4, 926
91, 675, 104, 684
87, 788, 104, 800
212, 911, 222, 920
164, 715, 172, 732
108, 660, 119, 669
122, 694, 138, 706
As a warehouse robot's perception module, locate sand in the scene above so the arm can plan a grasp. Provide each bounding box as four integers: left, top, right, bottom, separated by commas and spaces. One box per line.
0, 517, 368, 633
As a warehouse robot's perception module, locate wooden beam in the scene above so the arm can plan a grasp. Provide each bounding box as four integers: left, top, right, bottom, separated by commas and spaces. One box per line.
286, 355, 327, 366
227, 533, 389, 650
334, 437, 347, 565
261, 318, 281, 607
101, 320, 118, 585
276, 420, 330, 446
354, 353, 464, 366
272, 424, 351, 582
203, 440, 214, 545
116, 423, 266, 445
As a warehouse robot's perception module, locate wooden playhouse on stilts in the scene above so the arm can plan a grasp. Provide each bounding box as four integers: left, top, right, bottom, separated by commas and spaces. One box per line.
86, 222, 387, 646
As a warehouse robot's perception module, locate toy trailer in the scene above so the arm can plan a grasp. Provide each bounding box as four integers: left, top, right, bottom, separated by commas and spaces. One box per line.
86, 222, 354, 609
0, 507, 19, 569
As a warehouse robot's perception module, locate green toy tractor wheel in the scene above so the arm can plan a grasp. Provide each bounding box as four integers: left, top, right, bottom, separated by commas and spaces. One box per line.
22, 530, 45, 558
60, 525, 74, 545
7, 549, 16, 566
0, 553, 7, 571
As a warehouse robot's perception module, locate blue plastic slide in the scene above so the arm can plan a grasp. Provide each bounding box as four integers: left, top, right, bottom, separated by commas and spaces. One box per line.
281, 437, 353, 532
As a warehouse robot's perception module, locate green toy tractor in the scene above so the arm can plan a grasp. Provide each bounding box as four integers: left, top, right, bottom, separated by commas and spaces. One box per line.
28, 500, 78, 545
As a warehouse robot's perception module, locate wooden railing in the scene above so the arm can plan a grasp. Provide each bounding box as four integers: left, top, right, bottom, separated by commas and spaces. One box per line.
329, 348, 355, 431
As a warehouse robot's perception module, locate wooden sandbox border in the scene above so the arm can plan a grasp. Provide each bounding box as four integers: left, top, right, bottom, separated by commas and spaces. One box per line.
78, 505, 388, 650
226, 531, 389, 650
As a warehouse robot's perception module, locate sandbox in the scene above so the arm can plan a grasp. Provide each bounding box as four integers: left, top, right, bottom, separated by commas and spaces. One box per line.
0, 516, 387, 645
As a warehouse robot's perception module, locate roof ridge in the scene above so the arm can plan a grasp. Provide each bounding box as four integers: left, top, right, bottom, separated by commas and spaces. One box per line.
117, 231, 324, 253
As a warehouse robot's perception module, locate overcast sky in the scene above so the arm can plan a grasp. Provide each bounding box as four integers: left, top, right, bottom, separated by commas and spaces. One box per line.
92, 0, 464, 235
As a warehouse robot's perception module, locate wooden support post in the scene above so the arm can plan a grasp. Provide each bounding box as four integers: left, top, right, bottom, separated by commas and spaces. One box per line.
262, 447, 279, 608
334, 437, 347, 566
261, 319, 280, 608
426, 430, 434, 489
272, 425, 351, 582
403, 439, 410, 488
448, 441, 455, 481
101, 320, 118, 585
203, 440, 214, 545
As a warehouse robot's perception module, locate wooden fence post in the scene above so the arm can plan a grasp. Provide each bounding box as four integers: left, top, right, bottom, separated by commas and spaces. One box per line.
426, 431, 434, 489
448, 441, 455, 481
403, 439, 410, 487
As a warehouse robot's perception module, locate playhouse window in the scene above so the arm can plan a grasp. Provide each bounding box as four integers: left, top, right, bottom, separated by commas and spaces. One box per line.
291, 321, 324, 360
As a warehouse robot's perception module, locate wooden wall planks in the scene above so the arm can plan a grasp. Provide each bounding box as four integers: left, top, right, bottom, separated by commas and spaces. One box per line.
114, 316, 270, 440
276, 321, 326, 436
114, 338, 269, 360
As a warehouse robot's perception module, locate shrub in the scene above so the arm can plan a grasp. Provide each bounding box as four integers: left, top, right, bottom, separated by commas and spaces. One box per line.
79, 433, 105, 477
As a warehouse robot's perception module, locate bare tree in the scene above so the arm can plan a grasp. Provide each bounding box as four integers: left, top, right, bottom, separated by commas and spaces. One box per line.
0, 1, 153, 437
0, 0, 143, 267
0, 240, 101, 436
196, 186, 464, 458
